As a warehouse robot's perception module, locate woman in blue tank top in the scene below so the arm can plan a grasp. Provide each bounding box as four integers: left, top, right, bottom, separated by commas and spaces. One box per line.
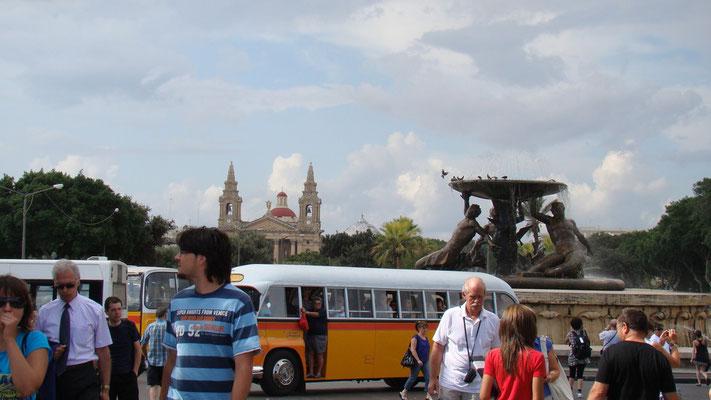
400, 321, 432, 400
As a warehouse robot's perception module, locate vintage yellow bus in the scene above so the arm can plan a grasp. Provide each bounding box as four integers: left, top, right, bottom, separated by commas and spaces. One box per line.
127, 266, 190, 335
231, 264, 518, 396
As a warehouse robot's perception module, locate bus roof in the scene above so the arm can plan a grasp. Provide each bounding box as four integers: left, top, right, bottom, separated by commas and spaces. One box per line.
231, 264, 515, 294
0, 258, 126, 281
127, 265, 179, 274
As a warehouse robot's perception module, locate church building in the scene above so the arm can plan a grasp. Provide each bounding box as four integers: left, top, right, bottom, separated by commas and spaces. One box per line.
217, 162, 323, 263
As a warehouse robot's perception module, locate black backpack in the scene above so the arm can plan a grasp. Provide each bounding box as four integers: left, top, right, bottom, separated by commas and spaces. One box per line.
572, 330, 592, 359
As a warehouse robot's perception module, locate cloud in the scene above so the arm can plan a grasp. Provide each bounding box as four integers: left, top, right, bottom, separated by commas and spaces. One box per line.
28, 155, 120, 184
268, 154, 306, 195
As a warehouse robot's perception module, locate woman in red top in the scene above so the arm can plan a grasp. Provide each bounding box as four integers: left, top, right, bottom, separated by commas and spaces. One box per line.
480, 304, 546, 400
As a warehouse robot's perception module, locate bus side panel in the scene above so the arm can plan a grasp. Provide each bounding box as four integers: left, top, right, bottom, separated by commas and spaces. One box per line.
127, 311, 142, 333
373, 322, 439, 379
256, 321, 306, 374
324, 321, 375, 380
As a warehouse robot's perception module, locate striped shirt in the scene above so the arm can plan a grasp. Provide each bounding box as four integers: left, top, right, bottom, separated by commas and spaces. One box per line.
163, 284, 261, 400
141, 318, 168, 367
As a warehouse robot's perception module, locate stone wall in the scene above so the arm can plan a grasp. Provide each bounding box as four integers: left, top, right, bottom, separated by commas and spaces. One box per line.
515, 288, 711, 347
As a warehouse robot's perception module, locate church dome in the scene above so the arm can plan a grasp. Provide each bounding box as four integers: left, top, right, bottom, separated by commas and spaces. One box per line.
345, 214, 380, 235
271, 207, 296, 218
271, 191, 296, 218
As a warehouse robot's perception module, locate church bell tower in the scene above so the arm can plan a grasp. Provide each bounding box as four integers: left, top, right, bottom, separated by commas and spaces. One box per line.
218, 162, 242, 232
298, 163, 321, 231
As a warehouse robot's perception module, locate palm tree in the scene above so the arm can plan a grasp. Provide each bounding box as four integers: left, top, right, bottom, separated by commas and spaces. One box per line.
372, 216, 423, 268
521, 197, 553, 252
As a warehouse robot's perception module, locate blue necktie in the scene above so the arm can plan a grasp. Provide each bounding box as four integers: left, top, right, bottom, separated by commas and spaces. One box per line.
56, 303, 71, 376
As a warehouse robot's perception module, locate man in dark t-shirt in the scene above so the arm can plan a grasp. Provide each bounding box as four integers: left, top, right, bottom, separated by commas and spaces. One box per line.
301, 296, 328, 378
588, 308, 678, 400
105, 296, 142, 400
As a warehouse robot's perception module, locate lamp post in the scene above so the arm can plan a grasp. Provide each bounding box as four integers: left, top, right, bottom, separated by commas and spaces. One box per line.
0, 183, 63, 258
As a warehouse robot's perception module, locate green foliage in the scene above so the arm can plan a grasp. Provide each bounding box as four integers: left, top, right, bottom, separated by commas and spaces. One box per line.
285, 250, 329, 265
586, 177, 711, 292
372, 216, 424, 268
230, 230, 273, 266
154, 245, 178, 268
320, 231, 377, 267
0, 170, 174, 264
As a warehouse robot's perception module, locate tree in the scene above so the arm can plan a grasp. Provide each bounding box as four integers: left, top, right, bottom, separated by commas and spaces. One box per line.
154, 245, 178, 268
0, 170, 174, 264
320, 231, 377, 267
372, 217, 424, 268
230, 230, 273, 266
285, 251, 329, 265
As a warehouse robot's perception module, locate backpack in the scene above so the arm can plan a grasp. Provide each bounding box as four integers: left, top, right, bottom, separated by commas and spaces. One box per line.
571, 330, 592, 359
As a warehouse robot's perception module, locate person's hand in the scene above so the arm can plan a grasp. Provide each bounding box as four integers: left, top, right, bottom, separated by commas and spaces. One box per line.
0, 312, 19, 343
100, 387, 109, 400
544, 369, 559, 383
300, 307, 306, 314
659, 330, 670, 345
428, 377, 439, 396
668, 329, 678, 343
418, 360, 423, 366
53, 345, 67, 361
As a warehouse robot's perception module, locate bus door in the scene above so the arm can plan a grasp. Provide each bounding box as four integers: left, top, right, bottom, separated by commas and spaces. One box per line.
330, 287, 374, 379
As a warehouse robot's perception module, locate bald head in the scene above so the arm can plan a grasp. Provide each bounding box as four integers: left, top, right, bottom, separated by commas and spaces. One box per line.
462, 277, 486, 318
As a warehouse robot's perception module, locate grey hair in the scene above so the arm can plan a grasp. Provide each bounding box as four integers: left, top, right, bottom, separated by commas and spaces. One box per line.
53, 260, 81, 280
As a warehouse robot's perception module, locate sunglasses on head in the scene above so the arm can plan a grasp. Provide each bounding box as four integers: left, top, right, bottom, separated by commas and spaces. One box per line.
0, 296, 25, 309
54, 282, 76, 290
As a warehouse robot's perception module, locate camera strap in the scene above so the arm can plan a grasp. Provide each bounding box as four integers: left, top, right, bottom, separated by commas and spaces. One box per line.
463, 316, 482, 361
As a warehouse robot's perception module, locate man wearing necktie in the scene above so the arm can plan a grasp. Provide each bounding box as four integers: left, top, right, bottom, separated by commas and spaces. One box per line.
36, 260, 113, 400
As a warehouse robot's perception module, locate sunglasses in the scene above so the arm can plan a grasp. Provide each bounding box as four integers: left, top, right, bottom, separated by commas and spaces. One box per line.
54, 282, 76, 290
0, 296, 26, 309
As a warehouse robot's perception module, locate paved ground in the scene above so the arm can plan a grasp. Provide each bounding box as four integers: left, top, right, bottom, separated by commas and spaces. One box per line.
137, 372, 711, 399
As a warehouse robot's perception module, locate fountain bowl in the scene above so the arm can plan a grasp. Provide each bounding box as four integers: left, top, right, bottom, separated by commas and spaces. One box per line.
449, 179, 567, 200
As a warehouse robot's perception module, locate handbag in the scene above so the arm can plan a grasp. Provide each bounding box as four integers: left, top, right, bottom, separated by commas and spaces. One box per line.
299, 312, 309, 331
540, 336, 573, 400
400, 347, 417, 368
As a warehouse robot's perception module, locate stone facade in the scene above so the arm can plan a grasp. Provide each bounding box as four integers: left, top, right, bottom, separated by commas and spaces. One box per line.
515, 288, 711, 347
217, 162, 323, 263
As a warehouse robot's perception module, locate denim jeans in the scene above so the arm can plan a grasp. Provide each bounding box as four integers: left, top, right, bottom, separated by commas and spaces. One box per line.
404, 361, 430, 391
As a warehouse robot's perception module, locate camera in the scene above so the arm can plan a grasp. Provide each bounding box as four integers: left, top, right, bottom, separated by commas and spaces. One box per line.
464, 367, 477, 383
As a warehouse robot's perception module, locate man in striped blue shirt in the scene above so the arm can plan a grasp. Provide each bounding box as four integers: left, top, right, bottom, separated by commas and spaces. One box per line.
160, 227, 261, 400
141, 306, 169, 400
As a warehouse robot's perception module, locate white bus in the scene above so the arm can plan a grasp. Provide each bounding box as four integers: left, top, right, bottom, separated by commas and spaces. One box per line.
0, 257, 128, 310
230, 264, 518, 396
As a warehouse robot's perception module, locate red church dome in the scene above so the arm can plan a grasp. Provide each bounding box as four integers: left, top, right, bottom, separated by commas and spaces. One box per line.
271, 207, 296, 217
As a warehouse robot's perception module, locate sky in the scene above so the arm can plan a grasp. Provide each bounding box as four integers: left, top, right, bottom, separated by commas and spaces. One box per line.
1, 1, 710, 240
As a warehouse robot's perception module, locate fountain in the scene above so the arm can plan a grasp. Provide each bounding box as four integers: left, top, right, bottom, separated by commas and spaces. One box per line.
417, 176, 710, 349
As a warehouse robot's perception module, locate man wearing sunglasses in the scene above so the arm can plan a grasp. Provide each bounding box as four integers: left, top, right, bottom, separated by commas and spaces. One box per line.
36, 260, 113, 400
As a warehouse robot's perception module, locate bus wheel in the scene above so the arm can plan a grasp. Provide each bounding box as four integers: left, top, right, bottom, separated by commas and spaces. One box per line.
260, 350, 302, 396
383, 377, 408, 389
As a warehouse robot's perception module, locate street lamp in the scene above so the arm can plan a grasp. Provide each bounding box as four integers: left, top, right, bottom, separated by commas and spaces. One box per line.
0, 183, 63, 259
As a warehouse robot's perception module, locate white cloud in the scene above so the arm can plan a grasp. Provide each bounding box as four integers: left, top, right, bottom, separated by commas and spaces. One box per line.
268, 154, 305, 195
41, 155, 120, 183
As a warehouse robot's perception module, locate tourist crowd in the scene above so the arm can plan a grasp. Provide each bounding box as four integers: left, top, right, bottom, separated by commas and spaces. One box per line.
0, 226, 705, 400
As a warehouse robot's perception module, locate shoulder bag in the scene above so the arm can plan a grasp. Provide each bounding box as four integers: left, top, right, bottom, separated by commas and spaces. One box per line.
400, 346, 417, 368
540, 336, 573, 400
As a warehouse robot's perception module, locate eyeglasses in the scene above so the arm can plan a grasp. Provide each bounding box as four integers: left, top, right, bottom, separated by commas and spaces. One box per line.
0, 296, 25, 309
54, 282, 76, 290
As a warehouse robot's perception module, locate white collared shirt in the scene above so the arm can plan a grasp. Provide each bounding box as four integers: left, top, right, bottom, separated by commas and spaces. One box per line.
432, 304, 500, 393
36, 293, 113, 366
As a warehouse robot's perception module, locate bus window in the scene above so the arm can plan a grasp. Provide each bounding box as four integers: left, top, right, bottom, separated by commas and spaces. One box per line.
495, 292, 516, 317
424, 291, 447, 319
178, 277, 191, 291
483, 292, 495, 314
347, 288, 373, 318
326, 288, 346, 318
126, 275, 142, 312
400, 290, 424, 319
374, 290, 396, 318
238, 286, 260, 312
448, 291, 464, 307
35, 284, 54, 309
144, 272, 177, 310
261, 286, 299, 318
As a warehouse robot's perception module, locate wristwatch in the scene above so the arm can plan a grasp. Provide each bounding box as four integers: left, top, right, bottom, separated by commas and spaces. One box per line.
101, 384, 110, 390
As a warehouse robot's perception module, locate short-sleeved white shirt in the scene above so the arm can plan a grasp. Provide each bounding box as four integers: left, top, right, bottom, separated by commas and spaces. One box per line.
432, 304, 500, 393
36, 293, 113, 366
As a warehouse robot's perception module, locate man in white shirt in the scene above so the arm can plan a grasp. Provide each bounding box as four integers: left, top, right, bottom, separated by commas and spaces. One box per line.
599, 319, 621, 353
36, 260, 113, 400
429, 277, 500, 400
